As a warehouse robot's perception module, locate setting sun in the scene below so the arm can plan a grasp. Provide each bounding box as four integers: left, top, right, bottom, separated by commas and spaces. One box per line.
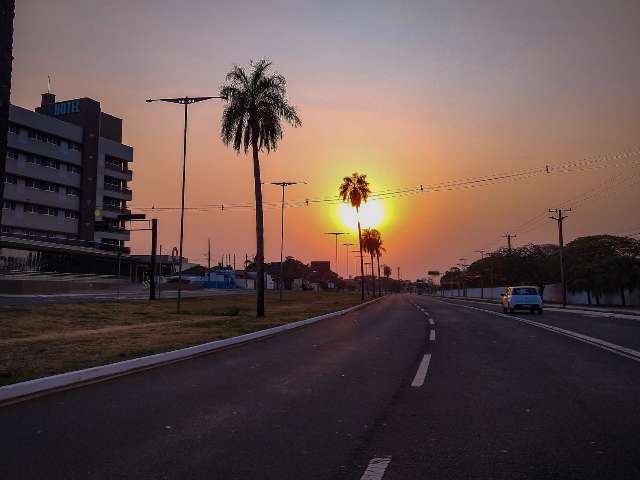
338, 200, 385, 231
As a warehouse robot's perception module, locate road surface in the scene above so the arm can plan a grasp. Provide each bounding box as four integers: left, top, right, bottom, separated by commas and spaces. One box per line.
1, 295, 639, 479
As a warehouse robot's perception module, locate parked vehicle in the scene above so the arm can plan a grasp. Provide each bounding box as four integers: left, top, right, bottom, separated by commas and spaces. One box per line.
500, 286, 543, 314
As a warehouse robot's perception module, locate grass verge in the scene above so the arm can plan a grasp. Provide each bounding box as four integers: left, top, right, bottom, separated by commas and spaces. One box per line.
0, 291, 362, 386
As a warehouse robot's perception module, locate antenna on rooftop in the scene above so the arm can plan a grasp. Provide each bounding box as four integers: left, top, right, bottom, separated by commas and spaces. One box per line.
47, 74, 52, 94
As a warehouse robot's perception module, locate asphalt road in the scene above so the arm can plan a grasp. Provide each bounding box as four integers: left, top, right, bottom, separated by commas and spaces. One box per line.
1, 294, 639, 479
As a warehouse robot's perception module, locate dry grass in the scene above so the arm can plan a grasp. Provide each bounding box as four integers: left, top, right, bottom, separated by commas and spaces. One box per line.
0, 291, 361, 386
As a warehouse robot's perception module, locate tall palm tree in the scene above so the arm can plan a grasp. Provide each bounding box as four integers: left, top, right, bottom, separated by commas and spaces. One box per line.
375, 236, 386, 296
339, 173, 371, 301
220, 60, 301, 317
362, 228, 382, 297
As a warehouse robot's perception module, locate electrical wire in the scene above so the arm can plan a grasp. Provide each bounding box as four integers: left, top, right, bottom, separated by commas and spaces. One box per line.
130, 148, 640, 213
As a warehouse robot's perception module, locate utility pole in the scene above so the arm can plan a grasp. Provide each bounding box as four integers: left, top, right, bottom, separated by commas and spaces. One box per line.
150, 218, 157, 300
458, 258, 468, 297
325, 232, 347, 275
207, 237, 211, 283
271, 181, 306, 301
550, 208, 571, 307
343, 243, 355, 279
475, 250, 485, 298
503, 233, 517, 253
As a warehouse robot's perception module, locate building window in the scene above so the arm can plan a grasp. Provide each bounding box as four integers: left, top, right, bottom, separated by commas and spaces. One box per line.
7, 149, 18, 160
66, 186, 81, 196
64, 210, 79, 219
8, 124, 20, 135
4, 174, 18, 184
24, 204, 58, 216
25, 178, 59, 192
28, 129, 61, 146
66, 164, 82, 174
26, 154, 60, 169
68, 141, 81, 151
2, 200, 16, 210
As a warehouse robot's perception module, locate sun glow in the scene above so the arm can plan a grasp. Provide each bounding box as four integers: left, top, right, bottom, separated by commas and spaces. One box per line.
339, 200, 385, 231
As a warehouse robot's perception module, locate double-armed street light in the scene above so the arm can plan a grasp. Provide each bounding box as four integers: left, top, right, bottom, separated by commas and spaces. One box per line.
324, 232, 347, 276
271, 181, 306, 301
145, 95, 226, 313
343, 242, 355, 278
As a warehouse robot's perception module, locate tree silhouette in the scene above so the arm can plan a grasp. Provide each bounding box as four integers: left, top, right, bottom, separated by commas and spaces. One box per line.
339, 173, 371, 300
219, 60, 301, 317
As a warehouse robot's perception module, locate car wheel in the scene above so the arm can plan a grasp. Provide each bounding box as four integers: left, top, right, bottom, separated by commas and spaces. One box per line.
538, 308, 543, 314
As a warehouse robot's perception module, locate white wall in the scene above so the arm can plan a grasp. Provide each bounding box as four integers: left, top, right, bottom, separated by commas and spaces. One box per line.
440, 284, 640, 306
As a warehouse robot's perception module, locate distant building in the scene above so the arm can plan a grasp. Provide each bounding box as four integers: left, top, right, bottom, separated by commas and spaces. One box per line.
310, 261, 331, 273
2, 92, 133, 250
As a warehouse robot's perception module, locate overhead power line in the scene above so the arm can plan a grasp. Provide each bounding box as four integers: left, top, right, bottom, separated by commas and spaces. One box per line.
130, 148, 640, 213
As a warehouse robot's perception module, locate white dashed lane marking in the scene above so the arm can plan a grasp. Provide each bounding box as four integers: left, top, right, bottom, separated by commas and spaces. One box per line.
429, 330, 436, 342
428, 318, 435, 326
411, 354, 432, 387
360, 456, 392, 480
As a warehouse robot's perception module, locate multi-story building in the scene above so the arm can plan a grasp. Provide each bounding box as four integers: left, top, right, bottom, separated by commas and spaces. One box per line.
2, 92, 133, 251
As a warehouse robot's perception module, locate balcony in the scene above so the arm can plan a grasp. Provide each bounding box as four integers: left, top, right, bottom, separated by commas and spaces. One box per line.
102, 204, 131, 214
104, 161, 133, 180
103, 183, 133, 200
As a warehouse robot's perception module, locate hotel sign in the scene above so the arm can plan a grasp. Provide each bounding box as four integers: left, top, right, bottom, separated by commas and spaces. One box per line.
53, 100, 80, 116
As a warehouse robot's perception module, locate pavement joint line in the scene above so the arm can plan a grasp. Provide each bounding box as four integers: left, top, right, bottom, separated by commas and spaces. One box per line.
360, 456, 392, 480
429, 330, 436, 342
411, 354, 432, 387
442, 300, 640, 363
0, 296, 385, 406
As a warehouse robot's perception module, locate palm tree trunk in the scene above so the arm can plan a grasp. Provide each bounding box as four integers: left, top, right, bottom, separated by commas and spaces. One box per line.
370, 253, 376, 297
376, 254, 382, 296
357, 217, 364, 301
251, 134, 265, 317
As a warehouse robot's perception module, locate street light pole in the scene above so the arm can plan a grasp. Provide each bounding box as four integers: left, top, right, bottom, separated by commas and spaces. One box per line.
324, 232, 346, 275
146, 95, 225, 313
343, 243, 355, 279
271, 181, 305, 301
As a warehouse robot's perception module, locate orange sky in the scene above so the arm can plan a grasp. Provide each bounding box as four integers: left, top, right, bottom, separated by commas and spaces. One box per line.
11, 0, 640, 279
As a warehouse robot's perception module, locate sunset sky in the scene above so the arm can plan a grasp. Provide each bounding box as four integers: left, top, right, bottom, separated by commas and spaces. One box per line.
11, 0, 640, 280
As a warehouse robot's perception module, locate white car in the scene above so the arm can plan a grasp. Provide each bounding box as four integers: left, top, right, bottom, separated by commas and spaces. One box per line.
501, 286, 543, 314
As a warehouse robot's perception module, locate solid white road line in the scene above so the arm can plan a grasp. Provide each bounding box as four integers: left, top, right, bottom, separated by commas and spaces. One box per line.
429, 318, 435, 326
445, 302, 640, 363
360, 456, 392, 479
411, 354, 432, 387
429, 330, 436, 342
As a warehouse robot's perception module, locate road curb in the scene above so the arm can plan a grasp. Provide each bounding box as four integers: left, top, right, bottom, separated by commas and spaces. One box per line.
0, 296, 385, 405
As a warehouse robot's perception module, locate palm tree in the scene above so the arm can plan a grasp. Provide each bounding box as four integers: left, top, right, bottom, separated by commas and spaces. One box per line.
362, 228, 380, 297
339, 173, 371, 300
375, 237, 386, 296
220, 60, 301, 317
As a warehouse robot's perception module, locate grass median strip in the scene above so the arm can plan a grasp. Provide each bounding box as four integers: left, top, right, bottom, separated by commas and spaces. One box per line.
0, 291, 362, 386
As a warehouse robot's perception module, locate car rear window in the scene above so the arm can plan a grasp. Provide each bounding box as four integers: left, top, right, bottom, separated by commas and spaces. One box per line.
513, 287, 538, 295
